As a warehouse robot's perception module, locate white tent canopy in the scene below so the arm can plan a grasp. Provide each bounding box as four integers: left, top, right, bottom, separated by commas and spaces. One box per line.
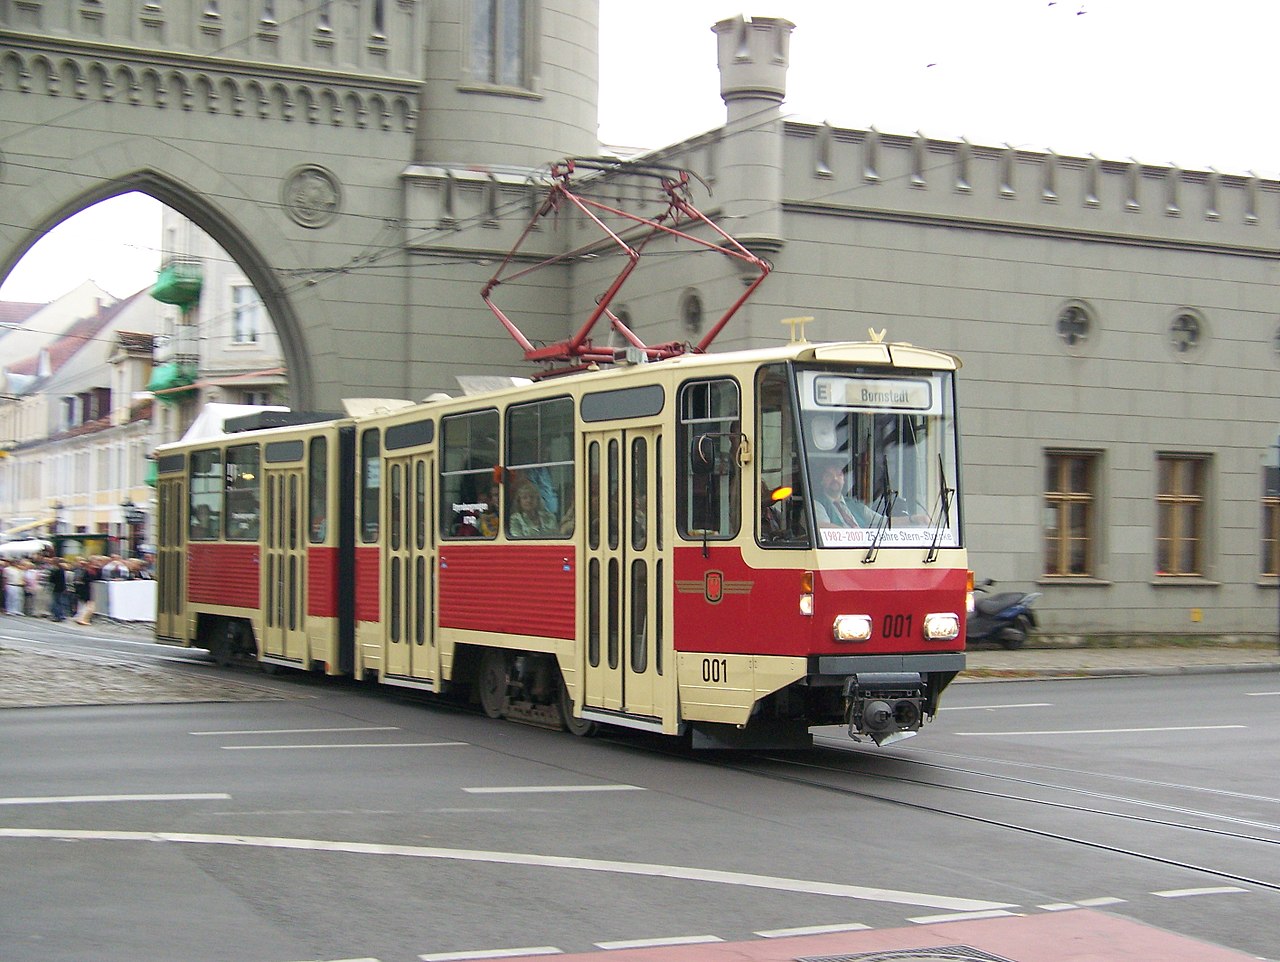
178, 402, 289, 444
0, 538, 53, 559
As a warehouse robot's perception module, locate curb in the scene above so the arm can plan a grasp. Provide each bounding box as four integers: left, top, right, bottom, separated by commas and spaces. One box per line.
958, 662, 1280, 683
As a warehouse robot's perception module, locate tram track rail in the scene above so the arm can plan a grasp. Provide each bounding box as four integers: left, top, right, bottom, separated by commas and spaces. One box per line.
653, 736, 1280, 895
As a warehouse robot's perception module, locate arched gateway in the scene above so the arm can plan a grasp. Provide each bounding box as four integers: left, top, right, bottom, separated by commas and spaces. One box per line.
0, 1, 600, 409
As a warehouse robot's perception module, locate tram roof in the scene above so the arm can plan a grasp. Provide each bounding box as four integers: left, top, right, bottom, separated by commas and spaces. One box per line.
408, 338, 959, 403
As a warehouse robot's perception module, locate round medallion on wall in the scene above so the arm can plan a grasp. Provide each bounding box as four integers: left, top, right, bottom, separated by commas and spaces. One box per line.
281, 164, 342, 228
680, 289, 704, 335
1054, 299, 1094, 352
1168, 308, 1207, 358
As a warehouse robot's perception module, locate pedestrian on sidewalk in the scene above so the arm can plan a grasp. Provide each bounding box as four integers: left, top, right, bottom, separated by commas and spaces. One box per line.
47, 559, 69, 622
73, 557, 100, 625
4, 560, 26, 615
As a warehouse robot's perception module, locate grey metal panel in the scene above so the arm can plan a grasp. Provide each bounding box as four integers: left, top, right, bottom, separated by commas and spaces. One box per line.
816, 653, 966, 675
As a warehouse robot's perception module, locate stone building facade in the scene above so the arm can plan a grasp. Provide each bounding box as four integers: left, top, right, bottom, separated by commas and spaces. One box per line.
1, 3, 1277, 636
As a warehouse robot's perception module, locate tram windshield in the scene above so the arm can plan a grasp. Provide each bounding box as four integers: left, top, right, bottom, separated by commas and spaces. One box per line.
758, 364, 960, 550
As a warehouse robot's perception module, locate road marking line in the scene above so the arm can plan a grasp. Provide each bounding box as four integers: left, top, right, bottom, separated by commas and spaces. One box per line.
595, 936, 722, 949
953, 725, 1246, 736
756, 923, 871, 937
1244, 691, 1280, 697
0, 793, 229, 806
420, 948, 561, 961
463, 785, 643, 794
946, 703, 1052, 711
1037, 903, 1079, 911
1076, 897, 1126, 906
220, 742, 467, 750
909, 909, 1018, 924
0, 828, 1016, 912
1153, 886, 1247, 898
191, 727, 399, 735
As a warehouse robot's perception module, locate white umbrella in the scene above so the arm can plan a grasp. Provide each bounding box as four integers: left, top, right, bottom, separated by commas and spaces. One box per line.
0, 539, 53, 560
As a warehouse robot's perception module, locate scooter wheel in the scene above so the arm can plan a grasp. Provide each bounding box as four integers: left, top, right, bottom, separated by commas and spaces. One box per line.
998, 615, 1031, 650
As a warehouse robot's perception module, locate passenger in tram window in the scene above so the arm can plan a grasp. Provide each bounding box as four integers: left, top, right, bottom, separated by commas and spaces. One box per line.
508, 480, 557, 538
478, 480, 500, 538
191, 504, 219, 540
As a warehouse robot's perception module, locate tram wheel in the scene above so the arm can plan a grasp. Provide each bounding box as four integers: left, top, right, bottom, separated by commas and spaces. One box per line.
477, 649, 510, 719
557, 676, 597, 737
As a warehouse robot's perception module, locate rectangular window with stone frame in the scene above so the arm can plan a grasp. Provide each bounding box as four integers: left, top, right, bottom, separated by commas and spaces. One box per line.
1044, 451, 1097, 577
1156, 453, 1208, 577
469, 0, 531, 88
232, 284, 261, 344
1263, 463, 1280, 577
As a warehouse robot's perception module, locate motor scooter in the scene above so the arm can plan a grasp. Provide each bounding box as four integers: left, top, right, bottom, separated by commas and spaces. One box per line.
967, 579, 1041, 650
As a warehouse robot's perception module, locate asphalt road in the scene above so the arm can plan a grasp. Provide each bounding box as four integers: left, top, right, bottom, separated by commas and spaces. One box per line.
1, 621, 1278, 962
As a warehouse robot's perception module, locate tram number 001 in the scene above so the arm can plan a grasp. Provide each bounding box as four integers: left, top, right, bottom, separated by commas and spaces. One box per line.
701, 657, 728, 684
882, 614, 914, 638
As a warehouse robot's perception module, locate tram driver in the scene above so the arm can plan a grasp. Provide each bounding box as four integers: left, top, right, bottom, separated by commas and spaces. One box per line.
812, 461, 877, 528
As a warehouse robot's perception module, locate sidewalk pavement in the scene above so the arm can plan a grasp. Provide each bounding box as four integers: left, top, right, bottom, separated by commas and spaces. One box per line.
1, 615, 1278, 708
961, 639, 1280, 680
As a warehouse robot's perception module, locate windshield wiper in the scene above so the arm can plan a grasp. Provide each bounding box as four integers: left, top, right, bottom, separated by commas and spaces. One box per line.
924, 453, 955, 564
862, 454, 896, 564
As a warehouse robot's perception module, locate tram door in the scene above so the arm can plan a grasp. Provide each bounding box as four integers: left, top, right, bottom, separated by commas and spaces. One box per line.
383, 454, 436, 681
155, 476, 185, 641
582, 428, 665, 718
262, 467, 308, 662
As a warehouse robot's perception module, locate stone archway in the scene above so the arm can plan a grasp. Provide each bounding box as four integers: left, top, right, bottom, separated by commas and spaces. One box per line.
1, 160, 320, 409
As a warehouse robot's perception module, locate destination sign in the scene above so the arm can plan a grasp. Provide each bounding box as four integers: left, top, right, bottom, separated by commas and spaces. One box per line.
802, 373, 939, 413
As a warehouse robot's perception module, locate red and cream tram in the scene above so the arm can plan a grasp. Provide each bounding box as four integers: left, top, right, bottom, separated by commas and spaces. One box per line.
153, 161, 968, 748
154, 337, 966, 748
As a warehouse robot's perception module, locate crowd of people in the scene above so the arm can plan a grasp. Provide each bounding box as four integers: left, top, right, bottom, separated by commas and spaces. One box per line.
0, 551, 153, 624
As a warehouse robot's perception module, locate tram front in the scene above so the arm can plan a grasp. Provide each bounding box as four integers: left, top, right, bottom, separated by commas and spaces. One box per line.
675, 340, 967, 749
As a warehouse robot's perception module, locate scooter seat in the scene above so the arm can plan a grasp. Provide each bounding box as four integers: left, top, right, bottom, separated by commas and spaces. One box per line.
975, 592, 1024, 615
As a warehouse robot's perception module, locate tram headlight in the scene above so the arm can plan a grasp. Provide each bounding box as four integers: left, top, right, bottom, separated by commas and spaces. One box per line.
923, 612, 961, 641
832, 614, 873, 642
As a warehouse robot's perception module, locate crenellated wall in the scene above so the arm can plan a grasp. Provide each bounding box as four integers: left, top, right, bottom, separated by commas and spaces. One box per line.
782, 123, 1280, 253
1, 0, 425, 78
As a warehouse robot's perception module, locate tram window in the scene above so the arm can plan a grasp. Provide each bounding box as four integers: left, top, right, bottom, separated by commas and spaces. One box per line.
631, 436, 648, 551
607, 438, 620, 550
224, 444, 260, 541
415, 459, 427, 551
607, 556, 620, 669
308, 437, 327, 542
630, 559, 647, 673
655, 558, 664, 675
288, 474, 299, 551
587, 441, 601, 551
655, 436, 663, 551
390, 463, 403, 552
677, 378, 741, 540
189, 448, 222, 540
506, 397, 574, 538
756, 364, 810, 547
360, 428, 381, 542
440, 410, 499, 539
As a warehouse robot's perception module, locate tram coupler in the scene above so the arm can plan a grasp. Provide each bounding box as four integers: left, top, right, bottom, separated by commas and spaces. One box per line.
843, 672, 925, 745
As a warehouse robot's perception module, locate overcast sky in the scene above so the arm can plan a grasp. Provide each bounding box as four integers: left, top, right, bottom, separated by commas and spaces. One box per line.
3, 0, 1274, 304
